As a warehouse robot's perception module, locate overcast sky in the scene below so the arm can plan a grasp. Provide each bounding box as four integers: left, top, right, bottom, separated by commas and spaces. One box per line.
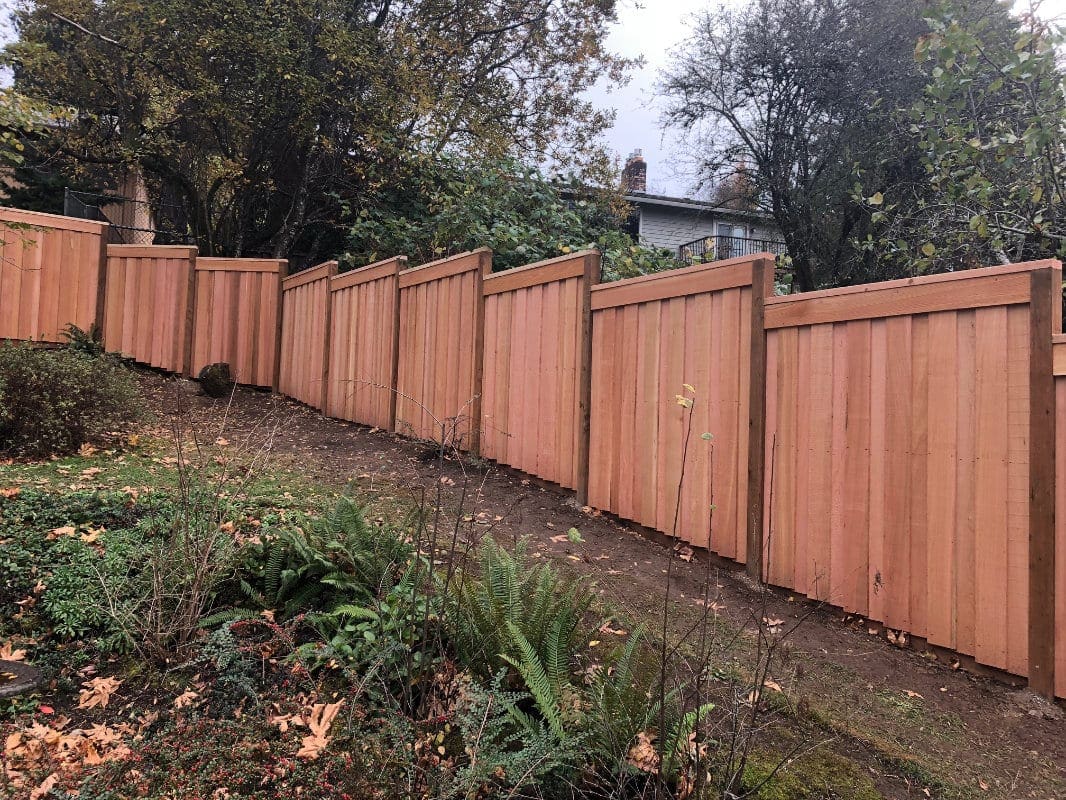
589, 0, 1066, 198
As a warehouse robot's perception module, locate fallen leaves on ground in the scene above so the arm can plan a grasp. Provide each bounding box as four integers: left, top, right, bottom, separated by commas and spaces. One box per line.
4, 718, 132, 792
626, 730, 660, 774
296, 701, 344, 760
0, 641, 27, 661
173, 690, 199, 709
78, 676, 122, 710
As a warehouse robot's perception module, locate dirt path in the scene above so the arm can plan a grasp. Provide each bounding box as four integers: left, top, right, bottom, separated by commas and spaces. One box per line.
144, 373, 1066, 800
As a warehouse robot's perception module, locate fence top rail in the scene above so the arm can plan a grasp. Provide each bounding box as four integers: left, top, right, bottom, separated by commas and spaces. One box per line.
196, 257, 288, 274
282, 260, 338, 291
331, 256, 407, 292
107, 244, 198, 259
0, 206, 109, 235
484, 250, 599, 296
399, 247, 492, 289
1052, 334, 1066, 376
764, 259, 1061, 329
590, 253, 767, 311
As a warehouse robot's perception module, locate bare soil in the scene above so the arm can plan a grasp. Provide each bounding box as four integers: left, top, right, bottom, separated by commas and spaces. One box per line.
143, 372, 1066, 800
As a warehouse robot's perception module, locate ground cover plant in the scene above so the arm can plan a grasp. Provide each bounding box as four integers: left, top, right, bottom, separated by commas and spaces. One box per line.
0, 333, 142, 459
0, 378, 900, 800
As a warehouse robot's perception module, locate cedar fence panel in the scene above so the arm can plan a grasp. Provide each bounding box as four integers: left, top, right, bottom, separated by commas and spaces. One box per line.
279, 261, 337, 409
1053, 333, 1066, 699
763, 260, 1061, 693
588, 255, 773, 560
0, 207, 108, 342
395, 249, 489, 449
190, 257, 286, 388
481, 251, 599, 495
102, 245, 197, 373
326, 257, 405, 430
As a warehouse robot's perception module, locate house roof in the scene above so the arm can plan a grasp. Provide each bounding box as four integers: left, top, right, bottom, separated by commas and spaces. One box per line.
623, 191, 772, 221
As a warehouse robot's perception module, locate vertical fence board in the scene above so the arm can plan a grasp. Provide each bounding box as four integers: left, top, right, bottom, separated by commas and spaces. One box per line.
102, 245, 197, 373
481, 252, 599, 490
279, 261, 337, 410
0, 208, 108, 341
189, 258, 285, 388
325, 257, 404, 430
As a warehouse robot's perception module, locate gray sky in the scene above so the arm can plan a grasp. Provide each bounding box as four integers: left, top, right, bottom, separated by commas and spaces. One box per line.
588, 0, 1066, 199
585, 0, 712, 198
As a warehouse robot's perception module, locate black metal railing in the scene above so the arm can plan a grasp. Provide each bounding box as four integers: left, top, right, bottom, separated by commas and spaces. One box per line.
677, 234, 786, 265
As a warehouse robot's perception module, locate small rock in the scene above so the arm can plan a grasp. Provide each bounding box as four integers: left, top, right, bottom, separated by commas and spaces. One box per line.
197, 362, 235, 398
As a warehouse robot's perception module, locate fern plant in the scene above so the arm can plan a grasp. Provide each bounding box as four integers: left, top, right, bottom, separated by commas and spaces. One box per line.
448, 536, 592, 686
234, 498, 414, 619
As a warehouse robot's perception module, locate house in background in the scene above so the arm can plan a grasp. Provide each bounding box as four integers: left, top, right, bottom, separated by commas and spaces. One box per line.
621, 150, 786, 264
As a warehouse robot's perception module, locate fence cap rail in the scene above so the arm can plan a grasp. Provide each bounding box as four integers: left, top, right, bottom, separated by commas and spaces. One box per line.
764, 259, 1061, 328
484, 250, 599, 296
106, 244, 198, 258
591, 253, 768, 311
0, 206, 109, 235
331, 256, 406, 292
196, 257, 288, 274
400, 247, 492, 289
282, 260, 338, 291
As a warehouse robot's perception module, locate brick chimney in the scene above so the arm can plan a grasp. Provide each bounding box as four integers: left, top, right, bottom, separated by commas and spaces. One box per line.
622, 149, 647, 193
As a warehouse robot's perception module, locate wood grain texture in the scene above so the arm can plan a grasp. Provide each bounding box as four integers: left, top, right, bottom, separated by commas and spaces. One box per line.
325, 257, 405, 430
589, 255, 764, 558
190, 257, 286, 387
481, 253, 599, 490
763, 260, 1063, 694
0, 207, 108, 342
279, 261, 337, 409
101, 245, 198, 373
394, 250, 489, 448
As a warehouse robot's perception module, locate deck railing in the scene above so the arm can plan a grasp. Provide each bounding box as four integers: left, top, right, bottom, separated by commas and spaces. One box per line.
678, 234, 786, 264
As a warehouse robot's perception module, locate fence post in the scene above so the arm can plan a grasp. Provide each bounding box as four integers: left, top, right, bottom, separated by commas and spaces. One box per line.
1028, 264, 1059, 697
575, 251, 602, 506
92, 226, 110, 336
272, 260, 289, 393
181, 249, 199, 377
469, 250, 492, 455
746, 256, 774, 580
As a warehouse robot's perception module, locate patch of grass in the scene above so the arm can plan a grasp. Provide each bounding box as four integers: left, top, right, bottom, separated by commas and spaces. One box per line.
742, 740, 884, 800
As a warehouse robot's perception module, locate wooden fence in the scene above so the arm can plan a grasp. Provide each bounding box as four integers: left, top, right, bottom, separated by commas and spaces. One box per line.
395, 249, 489, 449
763, 261, 1060, 692
102, 245, 197, 373
5, 204, 1066, 697
482, 251, 599, 495
326, 257, 405, 430
190, 258, 287, 389
588, 255, 773, 561
0, 208, 107, 343
1052, 333, 1066, 699
280, 261, 337, 409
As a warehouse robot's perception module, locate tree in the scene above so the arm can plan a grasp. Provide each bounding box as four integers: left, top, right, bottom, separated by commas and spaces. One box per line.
858, 1, 1066, 274
660, 0, 934, 291
4, 0, 629, 262
344, 154, 678, 280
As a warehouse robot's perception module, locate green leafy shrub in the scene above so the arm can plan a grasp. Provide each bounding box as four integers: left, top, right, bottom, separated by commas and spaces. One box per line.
344, 154, 679, 281
449, 537, 592, 685
60, 322, 105, 356
235, 498, 415, 618
0, 342, 142, 457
